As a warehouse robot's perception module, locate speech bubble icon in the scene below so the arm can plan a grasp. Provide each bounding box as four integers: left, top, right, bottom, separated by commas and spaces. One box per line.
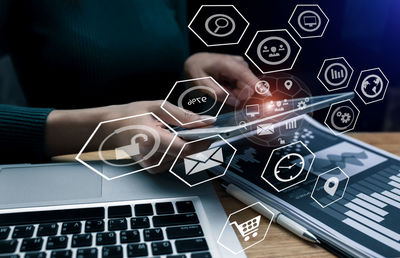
324, 176, 339, 196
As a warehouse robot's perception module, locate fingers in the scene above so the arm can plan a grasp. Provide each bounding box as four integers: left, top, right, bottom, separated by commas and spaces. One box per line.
208, 55, 260, 105
155, 101, 216, 128
221, 56, 260, 91
156, 128, 188, 156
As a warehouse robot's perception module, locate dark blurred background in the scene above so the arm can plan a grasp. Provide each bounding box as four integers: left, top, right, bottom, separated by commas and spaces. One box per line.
187, 0, 400, 131
1, 0, 399, 131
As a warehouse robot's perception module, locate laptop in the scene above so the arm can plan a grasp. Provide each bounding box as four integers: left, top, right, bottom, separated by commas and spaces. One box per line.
0, 162, 246, 258
0, 92, 355, 258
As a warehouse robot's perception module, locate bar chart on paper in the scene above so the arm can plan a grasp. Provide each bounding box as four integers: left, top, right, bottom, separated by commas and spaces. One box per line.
315, 165, 400, 253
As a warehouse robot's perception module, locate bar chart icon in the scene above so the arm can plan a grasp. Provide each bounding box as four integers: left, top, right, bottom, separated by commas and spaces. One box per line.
318, 57, 354, 91
330, 68, 345, 80
285, 119, 297, 130
325, 63, 348, 86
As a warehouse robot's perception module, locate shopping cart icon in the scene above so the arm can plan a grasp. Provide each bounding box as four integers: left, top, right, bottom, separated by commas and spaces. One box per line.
230, 215, 261, 241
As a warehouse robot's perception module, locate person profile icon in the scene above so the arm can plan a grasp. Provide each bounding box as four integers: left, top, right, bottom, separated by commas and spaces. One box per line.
268, 46, 280, 57
278, 44, 285, 52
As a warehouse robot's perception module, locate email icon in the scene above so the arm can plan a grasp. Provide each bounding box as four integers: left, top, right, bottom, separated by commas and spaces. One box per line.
257, 123, 275, 135
184, 147, 224, 175
170, 134, 236, 187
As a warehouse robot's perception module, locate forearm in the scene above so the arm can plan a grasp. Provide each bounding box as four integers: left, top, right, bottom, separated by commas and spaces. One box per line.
45, 107, 107, 157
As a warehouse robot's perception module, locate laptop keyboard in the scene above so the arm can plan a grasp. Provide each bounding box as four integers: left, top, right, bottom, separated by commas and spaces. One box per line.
0, 198, 212, 258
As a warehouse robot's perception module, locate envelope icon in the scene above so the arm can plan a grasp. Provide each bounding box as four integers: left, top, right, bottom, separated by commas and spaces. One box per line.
257, 123, 274, 135
183, 147, 224, 175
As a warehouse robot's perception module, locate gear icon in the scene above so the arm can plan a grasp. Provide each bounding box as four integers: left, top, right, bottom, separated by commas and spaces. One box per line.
297, 100, 307, 110
340, 112, 351, 123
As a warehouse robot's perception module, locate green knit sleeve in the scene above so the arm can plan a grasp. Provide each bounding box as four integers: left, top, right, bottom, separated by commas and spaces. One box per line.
0, 105, 54, 163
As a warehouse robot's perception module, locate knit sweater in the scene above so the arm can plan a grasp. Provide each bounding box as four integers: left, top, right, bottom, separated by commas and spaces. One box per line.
0, 0, 189, 163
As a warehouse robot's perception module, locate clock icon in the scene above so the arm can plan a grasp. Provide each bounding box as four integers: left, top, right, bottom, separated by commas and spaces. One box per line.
273, 153, 305, 182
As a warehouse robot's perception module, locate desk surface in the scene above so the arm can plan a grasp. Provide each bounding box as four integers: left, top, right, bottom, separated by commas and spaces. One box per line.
217, 132, 400, 258
54, 132, 400, 257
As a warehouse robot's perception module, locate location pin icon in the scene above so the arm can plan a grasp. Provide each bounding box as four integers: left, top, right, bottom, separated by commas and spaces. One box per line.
324, 177, 339, 196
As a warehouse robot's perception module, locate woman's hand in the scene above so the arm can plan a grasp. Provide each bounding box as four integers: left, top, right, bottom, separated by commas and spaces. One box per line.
184, 52, 261, 106
46, 101, 214, 173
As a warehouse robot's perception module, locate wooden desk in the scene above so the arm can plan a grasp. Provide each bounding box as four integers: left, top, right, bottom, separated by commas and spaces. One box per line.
216, 132, 400, 257
54, 133, 400, 257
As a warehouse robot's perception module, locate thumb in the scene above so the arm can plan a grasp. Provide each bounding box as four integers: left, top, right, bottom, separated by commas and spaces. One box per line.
158, 101, 216, 128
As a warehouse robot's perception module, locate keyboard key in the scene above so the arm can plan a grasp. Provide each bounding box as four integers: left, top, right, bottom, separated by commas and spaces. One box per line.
176, 201, 195, 213
72, 234, 92, 247
61, 222, 81, 234
127, 243, 147, 257
167, 255, 186, 258
153, 213, 199, 227
166, 225, 204, 239
130, 217, 150, 229
85, 220, 104, 233
96, 232, 116, 245
25, 252, 46, 258
191, 252, 211, 258
144, 228, 163, 241
120, 230, 140, 243
12, 225, 34, 238
0, 208, 104, 227
108, 218, 127, 231
37, 223, 58, 236
0, 255, 19, 258
20, 238, 43, 252
0, 228, 10, 240
134, 204, 153, 216
46, 236, 68, 250
108, 205, 132, 218
50, 250, 72, 258
151, 241, 172, 255
155, 202, 174, 215
76, 248, 97, 258
0, 240, 18, 254
175, 238, 208, 253
102, 245, 122, 258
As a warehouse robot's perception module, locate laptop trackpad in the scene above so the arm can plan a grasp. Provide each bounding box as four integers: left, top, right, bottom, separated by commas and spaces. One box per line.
0, 163, 102, 206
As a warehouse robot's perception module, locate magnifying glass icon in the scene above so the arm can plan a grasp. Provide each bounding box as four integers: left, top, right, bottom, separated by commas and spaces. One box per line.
214, 17, 229, 33
205, 14, 236, 37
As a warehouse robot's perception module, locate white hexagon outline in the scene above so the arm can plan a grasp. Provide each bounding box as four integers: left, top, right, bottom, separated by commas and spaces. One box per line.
317, 57, 354, 92
75, 112, 177, 181
354, 67, 389, 105
217, 201, 274, 254
169, 134, 236, 187
324, 99, 360, 136
288, 4, 330, 39
311, 167, 350, 208
161, 76, 229, 126
261, 140, 316, 192
245, 29, 302, 74
188, 5, 250, 47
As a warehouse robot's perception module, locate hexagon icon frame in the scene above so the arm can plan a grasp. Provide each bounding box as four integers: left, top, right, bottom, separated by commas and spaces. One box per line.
317, 57, 354, 92
311, 167, 349, 208
324, 99, 360, 136
188, 5, 249, 47
161, 76, 229, 126
217, 202, 274, 254
245, 29, 302, 74
169, 134, 236, 187
261, 141, 316, 192
354, 68, 389, 105
75, 112, 177, 181
288, 4, 329, 39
